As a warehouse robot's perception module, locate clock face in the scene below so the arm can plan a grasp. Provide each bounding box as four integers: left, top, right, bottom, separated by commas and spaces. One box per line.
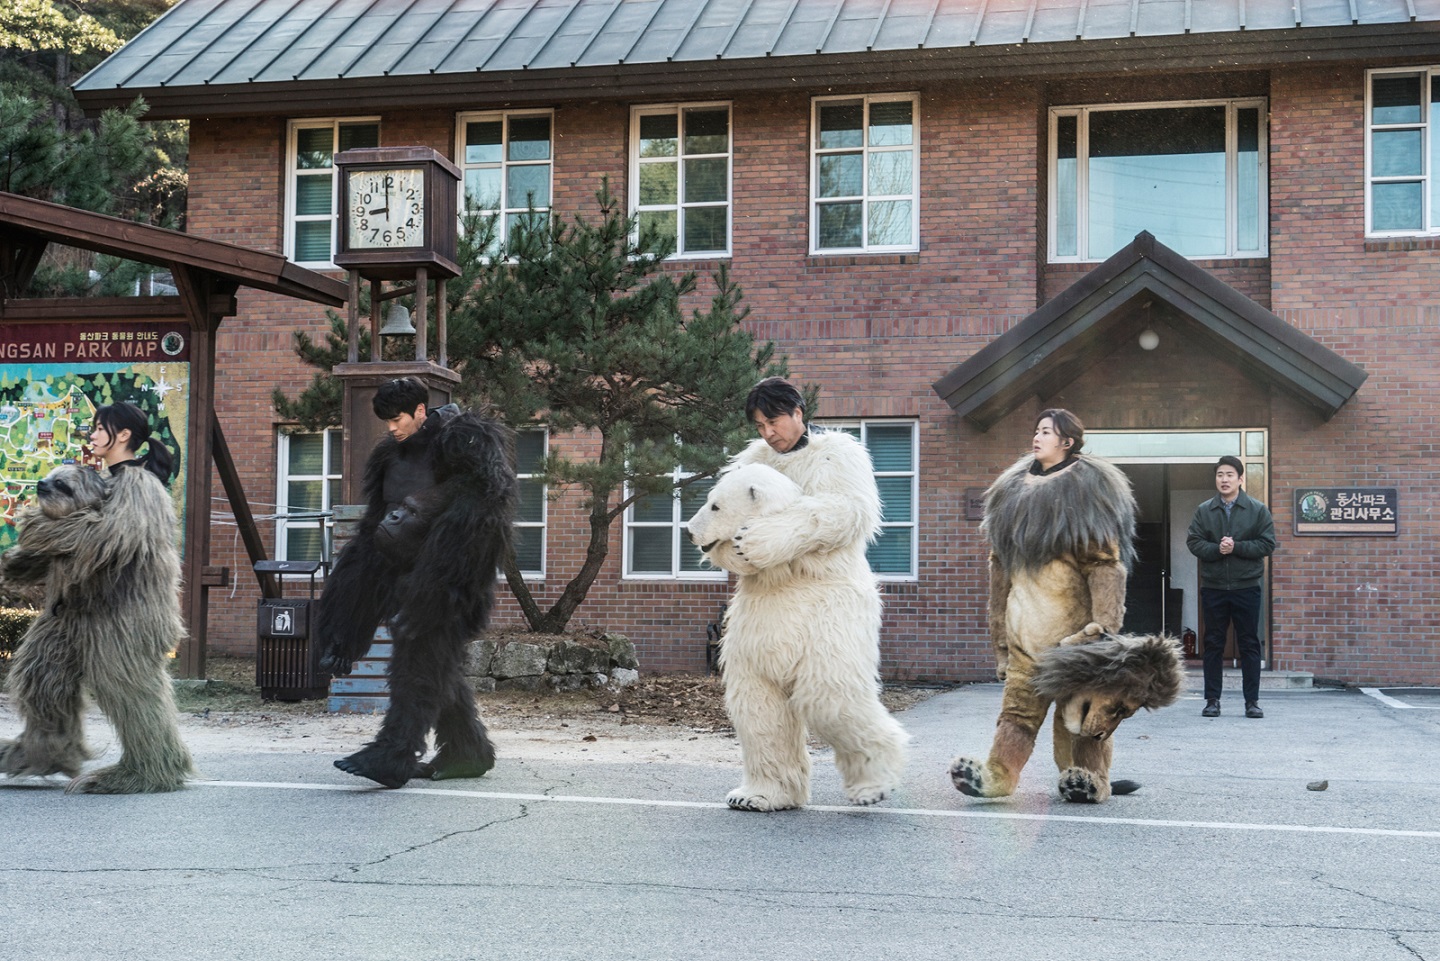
346, 168, 425, 249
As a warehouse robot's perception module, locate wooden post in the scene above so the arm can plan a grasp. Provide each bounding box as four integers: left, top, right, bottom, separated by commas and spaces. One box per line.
173, 266, 217, 680
436, 277, 448, 369
413, 266, 428, 363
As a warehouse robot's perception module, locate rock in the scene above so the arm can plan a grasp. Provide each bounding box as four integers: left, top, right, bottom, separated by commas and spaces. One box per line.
491, 641, 548, 679
471, 676, 496, 693
609, 667, 640, 689
605, 633, 639, 670
548, 639, 611, 676
495, 675, 543, 693
547, 673, 587, 692
1306, 780, 1328, 791
465, 637, 497, 676
588, 672, 609, 690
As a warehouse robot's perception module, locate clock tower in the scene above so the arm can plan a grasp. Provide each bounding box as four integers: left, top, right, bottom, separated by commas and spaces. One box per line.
331, 145, 462, 504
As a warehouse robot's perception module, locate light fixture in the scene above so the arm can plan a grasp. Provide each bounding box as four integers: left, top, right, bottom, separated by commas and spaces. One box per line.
379, 302, 415, 336
1138, 328, 1159, 351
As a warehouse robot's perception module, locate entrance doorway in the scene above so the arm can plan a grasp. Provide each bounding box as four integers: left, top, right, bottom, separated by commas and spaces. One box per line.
1085, 429, 1270, 665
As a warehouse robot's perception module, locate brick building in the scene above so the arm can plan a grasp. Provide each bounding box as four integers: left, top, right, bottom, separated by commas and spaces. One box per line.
74, 0, 1440, 685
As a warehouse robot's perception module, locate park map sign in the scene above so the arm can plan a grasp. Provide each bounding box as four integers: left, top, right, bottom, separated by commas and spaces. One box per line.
0, 321, 189, 551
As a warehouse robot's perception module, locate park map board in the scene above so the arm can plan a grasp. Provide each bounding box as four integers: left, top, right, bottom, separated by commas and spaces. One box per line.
1, 322, 189, 551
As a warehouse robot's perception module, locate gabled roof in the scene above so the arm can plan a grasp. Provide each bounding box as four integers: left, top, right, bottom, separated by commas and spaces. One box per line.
74, 0, 1440, 119
932, 232, 1369, 429
0, 192, 347, 307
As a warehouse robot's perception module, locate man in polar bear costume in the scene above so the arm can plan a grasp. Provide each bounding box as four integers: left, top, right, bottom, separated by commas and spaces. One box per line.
685, 377, 909, 812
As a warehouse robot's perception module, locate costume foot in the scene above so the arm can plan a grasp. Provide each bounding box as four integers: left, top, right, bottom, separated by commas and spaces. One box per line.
949, 755, 1010, 798
416, 754, 496, 781
1109, 779, 1142, 796
844, 783, 891, 807
66, 764, 187, 795
334, 749, 419, 789
725, 786, 801, 812
0, 739, 84, 779
1058, 766, 1109, 804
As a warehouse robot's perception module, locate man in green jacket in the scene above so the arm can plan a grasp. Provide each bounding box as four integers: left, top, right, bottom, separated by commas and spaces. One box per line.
1186, 456, 1276, 719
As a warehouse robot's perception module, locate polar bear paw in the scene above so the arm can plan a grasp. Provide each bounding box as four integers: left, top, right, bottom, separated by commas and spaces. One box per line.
726, 786, 801, 812
844, 783, 891, 806
1058, 766, 1107, 804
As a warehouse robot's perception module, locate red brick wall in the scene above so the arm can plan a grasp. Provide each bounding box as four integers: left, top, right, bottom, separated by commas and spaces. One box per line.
185, 63, 1440, 685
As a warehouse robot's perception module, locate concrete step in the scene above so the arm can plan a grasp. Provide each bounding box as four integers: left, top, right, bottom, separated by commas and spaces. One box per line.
1182, 664, 1314, 692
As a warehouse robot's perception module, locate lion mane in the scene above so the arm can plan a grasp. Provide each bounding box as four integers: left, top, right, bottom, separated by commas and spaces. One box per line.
981, 454, 1137, 574
1032, 633, 1185, 709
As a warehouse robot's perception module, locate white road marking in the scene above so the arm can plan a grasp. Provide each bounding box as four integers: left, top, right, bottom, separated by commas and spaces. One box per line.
1360, 688, 1440, 709
198, 780, 1440, 839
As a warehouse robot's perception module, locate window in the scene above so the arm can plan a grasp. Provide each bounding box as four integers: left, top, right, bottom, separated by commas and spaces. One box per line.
826, 421, 918, 579
624, 467, 725, 581
276, 429, 342, 563
514, 428, 547, 578
455, 111, 553, 252
285, 119, 379, 265
1367, 68, 1440, 235
630, 103, 731, 256
1050, 100, 1266, 261
811, 94, 919, 253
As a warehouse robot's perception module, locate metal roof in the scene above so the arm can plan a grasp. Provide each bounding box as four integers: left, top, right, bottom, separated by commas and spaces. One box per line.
74, 0, 1440, 117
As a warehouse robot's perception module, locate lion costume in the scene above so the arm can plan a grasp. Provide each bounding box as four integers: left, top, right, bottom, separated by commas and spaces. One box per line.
949, 451, 1146, 804
0, 463, 193, 794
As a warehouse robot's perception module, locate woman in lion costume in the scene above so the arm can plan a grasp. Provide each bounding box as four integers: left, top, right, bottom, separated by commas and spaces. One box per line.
949, 408, 1177, 804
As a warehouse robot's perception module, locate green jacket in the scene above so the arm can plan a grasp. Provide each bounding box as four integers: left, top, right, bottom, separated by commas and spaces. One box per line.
1186, 490, 1276, 591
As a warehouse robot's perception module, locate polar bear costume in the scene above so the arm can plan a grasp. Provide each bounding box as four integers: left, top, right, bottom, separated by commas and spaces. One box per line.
686, 433, 909, 811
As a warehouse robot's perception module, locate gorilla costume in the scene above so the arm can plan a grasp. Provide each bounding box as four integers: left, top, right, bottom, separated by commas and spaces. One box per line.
316, 384, 517, 789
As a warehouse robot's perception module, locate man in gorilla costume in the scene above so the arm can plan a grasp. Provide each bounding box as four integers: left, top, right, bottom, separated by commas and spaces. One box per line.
316, 377, 516, 789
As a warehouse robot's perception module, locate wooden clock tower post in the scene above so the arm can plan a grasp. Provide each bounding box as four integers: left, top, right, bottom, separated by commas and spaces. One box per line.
331, 145, 462, 505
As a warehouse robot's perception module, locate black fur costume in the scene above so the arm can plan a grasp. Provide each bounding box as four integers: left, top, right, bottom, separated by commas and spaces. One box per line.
316, 405, 516, 788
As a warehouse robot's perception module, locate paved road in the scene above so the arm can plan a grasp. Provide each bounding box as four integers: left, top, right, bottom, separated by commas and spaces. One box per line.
2, 684, 1438, 961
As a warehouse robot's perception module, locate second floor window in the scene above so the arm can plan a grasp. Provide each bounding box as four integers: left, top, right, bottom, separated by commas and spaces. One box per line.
630, 104, 731, 257
1050, 99, 1267, 261
1368, 68, 1440, 235
456, 111, 553, 252
286, 119, 379, 266
811, 94, 919, 254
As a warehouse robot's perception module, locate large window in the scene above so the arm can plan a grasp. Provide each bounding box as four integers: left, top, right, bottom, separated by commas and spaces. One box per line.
455, 111, 553, 252
276, 429, 342, 563
825, 421, 918, 579
1367, 68, 1440, 235
514, 428, 547, 579
1050, 100, 1267, 261
285, 119, 379, 266
630, 103, 731, 257
624, 468, 724, 581
811, 94, 919, 254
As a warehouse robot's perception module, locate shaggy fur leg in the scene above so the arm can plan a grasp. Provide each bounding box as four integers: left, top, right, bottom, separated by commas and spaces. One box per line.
950, 718, 1037, 798
2, 627, 90, 779
1054, 721, 1115, 804
417, 674, 495, 781
68, 650, 193, 794
725, 677, 809, 811
801, 681, 909, 806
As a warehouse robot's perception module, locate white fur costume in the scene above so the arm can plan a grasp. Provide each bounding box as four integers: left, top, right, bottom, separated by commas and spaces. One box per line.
686, 433, 909, 811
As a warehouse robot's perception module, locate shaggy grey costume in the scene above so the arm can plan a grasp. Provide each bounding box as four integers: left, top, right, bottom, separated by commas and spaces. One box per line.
0, 463, 193, 793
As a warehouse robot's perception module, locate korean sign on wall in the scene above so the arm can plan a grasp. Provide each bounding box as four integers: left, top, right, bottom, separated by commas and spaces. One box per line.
1293, 487, 1398, 536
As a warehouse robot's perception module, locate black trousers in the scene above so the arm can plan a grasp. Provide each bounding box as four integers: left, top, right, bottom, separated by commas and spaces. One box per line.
1200, 585, 1263, 704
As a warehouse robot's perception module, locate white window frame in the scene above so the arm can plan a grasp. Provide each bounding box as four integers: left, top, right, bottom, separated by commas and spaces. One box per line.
810, 92, 921, 255
513, 427, 548, 580
283, 118, 380, 268
622, 466, 727, 582
454, 109, 555, 252
1366, 67, 1440, 237
275, 428, 342, 567
819, 419, 919, 582
629, 102, 733, 258
1048, 98, 1269, 263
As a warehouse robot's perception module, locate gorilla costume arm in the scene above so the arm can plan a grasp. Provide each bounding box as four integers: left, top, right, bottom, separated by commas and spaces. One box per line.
390, 414, 517, 644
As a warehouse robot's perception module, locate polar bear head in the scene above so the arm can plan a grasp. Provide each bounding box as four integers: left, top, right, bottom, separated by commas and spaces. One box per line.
685, 462, 801, 576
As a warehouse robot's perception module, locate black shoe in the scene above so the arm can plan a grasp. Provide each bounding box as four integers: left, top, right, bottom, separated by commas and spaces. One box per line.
1202, 699, 1220, 717
1245, 702, 1264, 719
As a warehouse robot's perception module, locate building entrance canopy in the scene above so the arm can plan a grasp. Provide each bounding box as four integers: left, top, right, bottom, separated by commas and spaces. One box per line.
932, 231, 1368, 430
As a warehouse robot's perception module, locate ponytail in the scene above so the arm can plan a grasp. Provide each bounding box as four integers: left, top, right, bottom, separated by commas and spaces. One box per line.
92, 401, 179, 487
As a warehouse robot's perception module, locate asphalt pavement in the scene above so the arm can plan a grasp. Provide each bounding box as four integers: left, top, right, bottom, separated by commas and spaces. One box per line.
2, 682, 1438, 961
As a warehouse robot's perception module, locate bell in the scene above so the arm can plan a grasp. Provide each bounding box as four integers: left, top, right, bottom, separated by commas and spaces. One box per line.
379, 302, 415, 336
